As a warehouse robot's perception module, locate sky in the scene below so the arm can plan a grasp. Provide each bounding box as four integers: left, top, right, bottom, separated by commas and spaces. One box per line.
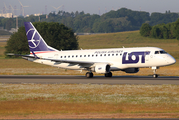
1, 0, 179, 16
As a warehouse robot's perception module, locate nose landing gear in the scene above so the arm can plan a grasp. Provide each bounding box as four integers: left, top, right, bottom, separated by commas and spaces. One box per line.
153, 73, 158, 78
152, 67, 159, 78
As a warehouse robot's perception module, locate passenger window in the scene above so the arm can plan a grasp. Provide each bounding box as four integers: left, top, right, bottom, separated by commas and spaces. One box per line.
104, 54, 106, 56
88, 55, 90, 57
72, 55, 74, 58
76, 55, 78, 57
64, 56, 66, 58
116, 54, 118, 56
68, 56, 70, 58
80, 55, 82, 57
96, 54, 98, 57
61, 56, 62, 58
112, 54, 114, 56
100, 54, 102, 56
84, 55, 86, 57
92, 55, 94, 57
108, 54, 110, 56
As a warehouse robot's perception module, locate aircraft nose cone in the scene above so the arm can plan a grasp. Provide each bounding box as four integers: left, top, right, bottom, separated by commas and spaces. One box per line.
168, 57, 176, 65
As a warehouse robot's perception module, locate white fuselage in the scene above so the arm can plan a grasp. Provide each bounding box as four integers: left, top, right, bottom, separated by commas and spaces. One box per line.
27, 47, 176, 72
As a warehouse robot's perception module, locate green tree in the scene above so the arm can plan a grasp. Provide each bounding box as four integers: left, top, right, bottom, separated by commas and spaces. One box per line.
150, 12, 179, 26
161, 25, 169, 39
5, 22, 79, 57
33, 22, 78, 50
140, 23, 152, 37
174, 19, 179, 40
5, 26, 29, 56
151, 26, 161, 38
6, 18, 14, 30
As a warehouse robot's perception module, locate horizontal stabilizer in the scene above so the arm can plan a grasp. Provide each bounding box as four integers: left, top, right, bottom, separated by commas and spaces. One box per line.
7, 53, 38, 59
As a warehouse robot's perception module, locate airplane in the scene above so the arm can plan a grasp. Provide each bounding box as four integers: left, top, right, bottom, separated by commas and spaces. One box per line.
9, 22, 176, 78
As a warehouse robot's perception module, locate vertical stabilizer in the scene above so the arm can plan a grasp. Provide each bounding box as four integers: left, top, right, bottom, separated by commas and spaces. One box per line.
24, 22, 58, 53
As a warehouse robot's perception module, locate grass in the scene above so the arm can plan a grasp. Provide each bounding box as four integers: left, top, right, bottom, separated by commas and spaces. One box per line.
0, 84, 179, 116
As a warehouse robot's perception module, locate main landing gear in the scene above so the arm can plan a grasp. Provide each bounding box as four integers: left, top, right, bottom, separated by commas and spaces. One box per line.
86, 72, 93, 78
105, 72, 112, 77
86, 72, 113, 78
152, 67, 159, 78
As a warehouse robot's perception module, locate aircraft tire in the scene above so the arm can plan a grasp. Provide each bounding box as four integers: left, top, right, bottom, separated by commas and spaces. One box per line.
86, 72, 93, 78
105, 72, 112, 77
153, 74, 158, 78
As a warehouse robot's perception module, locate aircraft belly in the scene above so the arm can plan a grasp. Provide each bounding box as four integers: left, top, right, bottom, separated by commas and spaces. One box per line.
34, 59, 55, 66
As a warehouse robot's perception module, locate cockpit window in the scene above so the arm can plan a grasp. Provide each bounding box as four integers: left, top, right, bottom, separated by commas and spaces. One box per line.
155, 50, 167, 54
160, 50, 167, 54
155, 51, 159, 54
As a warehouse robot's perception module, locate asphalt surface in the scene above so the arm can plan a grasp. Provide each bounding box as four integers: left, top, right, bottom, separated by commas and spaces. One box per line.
0, 75, 179, 85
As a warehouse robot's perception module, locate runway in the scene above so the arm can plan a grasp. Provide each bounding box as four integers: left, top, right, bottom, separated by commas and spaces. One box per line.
0, 75, 179, 85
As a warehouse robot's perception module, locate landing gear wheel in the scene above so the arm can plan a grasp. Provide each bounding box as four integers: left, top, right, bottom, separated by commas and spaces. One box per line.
152, 67, 159, 78
86, 72, 93, 78
105, 72, 112, 77
153, 74, 158, 78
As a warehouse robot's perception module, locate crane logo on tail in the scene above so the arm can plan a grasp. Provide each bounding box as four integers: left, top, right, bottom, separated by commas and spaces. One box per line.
26, 28, 41, 49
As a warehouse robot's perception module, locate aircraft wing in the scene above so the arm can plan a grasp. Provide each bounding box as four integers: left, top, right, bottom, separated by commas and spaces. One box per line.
41, 58, 102, 65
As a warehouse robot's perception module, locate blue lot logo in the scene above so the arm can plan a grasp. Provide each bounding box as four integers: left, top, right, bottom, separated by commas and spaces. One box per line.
122, 52, 150, 64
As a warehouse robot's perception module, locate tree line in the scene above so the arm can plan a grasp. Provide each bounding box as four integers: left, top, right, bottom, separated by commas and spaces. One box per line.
140, 18, 179, 40
1, 8, 179, 33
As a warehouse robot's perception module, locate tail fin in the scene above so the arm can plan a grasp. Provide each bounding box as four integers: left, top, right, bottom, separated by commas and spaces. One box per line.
24, 22, 58, 53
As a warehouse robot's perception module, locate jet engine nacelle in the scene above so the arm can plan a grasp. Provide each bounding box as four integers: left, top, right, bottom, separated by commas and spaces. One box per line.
92, 63, 110, 74
122, 68, 139, 73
